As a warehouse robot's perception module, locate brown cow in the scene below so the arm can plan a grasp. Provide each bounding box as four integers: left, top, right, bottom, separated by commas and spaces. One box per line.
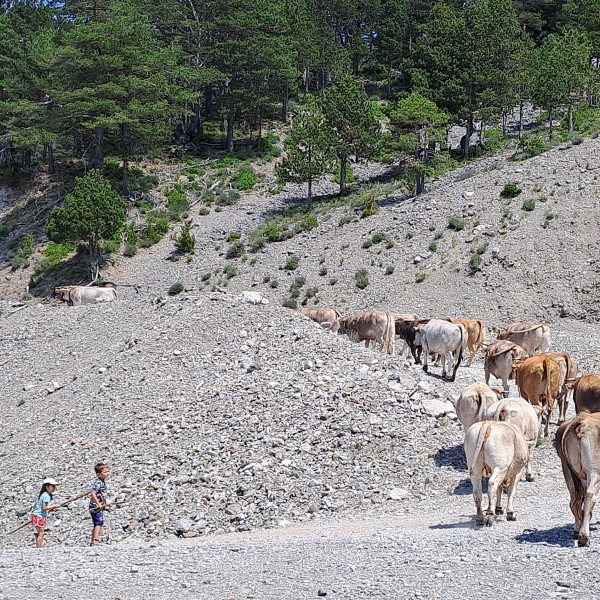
497, 322, 551, 356
297, 306, 342, 331
338, 311, 396, 355
512, 355, 561, 437
465, 420, 529, 526
395, 318, 429, 364
572, 374, 600, 415
540, 352, 580, 423
484, 340, 527, 397
555, 413, 600, 546
450, 318, 487, 366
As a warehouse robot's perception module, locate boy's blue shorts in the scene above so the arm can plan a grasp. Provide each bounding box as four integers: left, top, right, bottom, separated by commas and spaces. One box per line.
90, 510, 104, 526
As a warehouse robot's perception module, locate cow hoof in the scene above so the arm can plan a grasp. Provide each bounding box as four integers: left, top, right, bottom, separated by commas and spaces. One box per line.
484, 515, 494, 527
507, 512, 517, 522
578, 534, 590, 548
573, 530, 580, 540
422, 365, 428, 373
526, 473, 535, 482
476, 516, 485, 526
447, 376, 455, 383
495, 507, 504, 515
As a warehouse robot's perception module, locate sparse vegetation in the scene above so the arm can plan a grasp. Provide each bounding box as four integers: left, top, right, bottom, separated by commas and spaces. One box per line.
284, 255, 300, 270
283, 299, 298, 309
201, 272, 211, 282
500, 182, 522, 198
434, 231, 443, 240
168, 282, 184, 295
305, 286, 318, 299
428, 241, 438, 252
232, 166, 258, 190
521, 198, 536, 211
174, 220, 195, 254
355, 268, 369, 289
361, 193, 379, 218
469, 253, 482, 271
227, 231, 241, 242
139, 215, 169, 247
319, 266, 328, 276
223, 264, 238, 278
329, 277, 338, 286
447, 216, 465, 231
10, 234, 35, 269
415, 272, 426, 283
226, 240, 245, 259
384, 266, 394, 275
269, 278, 279, 288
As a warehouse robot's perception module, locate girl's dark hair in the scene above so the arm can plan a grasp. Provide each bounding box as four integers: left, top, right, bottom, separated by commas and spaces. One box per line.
38, 484, 54, 499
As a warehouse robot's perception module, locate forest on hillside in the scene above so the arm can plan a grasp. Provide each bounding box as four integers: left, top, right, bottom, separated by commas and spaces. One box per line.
1, 0, 600, 193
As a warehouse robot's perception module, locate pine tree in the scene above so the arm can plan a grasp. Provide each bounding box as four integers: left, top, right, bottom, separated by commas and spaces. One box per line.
318, 75, 381, 195
276, 101, 334, 203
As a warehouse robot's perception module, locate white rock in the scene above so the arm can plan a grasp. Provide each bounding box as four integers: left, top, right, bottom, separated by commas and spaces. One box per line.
420, 398, 455, 417
241, 291, 269, 305
388, 488, 409, 501
462, 191, 474, 198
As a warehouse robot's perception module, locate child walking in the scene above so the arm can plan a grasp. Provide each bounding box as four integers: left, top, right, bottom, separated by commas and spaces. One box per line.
89, 462, 114, 545
31, 478, 60, 548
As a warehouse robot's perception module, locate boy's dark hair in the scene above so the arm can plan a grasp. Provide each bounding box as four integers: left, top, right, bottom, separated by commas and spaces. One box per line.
38, 484, 53, 499
94, 462, 109, 475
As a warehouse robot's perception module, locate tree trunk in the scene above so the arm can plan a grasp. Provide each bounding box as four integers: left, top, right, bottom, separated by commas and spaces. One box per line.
303, 67, 309, 97
386, 63, 392, 99
186, 102, 203, 139
75, 135, 83, 158
415, 168, 425, 196
46, 144, 55, 175
548, 108, 553, 140
204, 85, 212, 120
281, 83, 289, 122
21, 149, 31, 168
92, 126, 104, 169
568, 102, 574, 132
479, 120, 485, 146
339, 156, 347, 196
518, 101, 524, 139
121, 122, 130, 196
463, 111, 474, 158
226, 106, 235, 153
501, 111, 507, 135
258, 107, 263, 140
307, 176, 312, 206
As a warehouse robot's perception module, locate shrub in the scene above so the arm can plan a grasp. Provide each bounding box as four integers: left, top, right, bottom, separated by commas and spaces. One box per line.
215, 189, 240, 206
166, 185, 190, 219
227, 231, 241, 242
123, 242, 137, 257
32, 258, 52, 278
500, 182, 522, 198
415, 272, 426, 283
475, 242, 489, 256
333, 162, 354, 185
546, 211, 556, 220
428, 241, 438, 252
521, 198, 536, 211
43, 242, 75, 267
0, 223, 10, 238
319, 267, 328, 276
175, 220, 196, 254
233, 166, 258, 191
538, 195, 548, 203
361, 194, 378, 218
300, 213, 319, 231
10, 234, 35, 269
290, 276, 305, 291
100, 239, 120, 255
284, 255, 300, 270
305, 287, 318, 299
139, 215, 169, 247
524, 135, 547, 157
384, 266, 394, 275
329, 277, 338, 286
383, 236, 395, 249
223, 264, 238, 278
198, 206, 210, 216
123, 223, 138, 246
448, 216, 465, 231
269, 279, 278, 289
201, 272, 211, 282
283, 299, 298, 309
372, 233, 385, 244
469, 253, 482, 271
434, 231, 443, 240
355, 268, 369, 289
226, 240, 245, 259
362, 239, 373, 249
168, 282, 184, 295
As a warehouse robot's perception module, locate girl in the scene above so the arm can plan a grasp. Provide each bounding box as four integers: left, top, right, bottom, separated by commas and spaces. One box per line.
31, 478, 59, 548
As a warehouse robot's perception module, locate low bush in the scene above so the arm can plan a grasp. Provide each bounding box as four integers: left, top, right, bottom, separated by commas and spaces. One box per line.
168, 282, 184, 295
415, 272, 426, 283
175, 220, 195, 254
434, 231, 443, 240
226, 231, 241, 242
475, 242, 489, 256
226, 240, 245, 259
362, 239, 373, 249
448, 216, 465, 231
201, 272, 211, 282
123, 242, 137, 257
428, 241, 438, 252
355, 268, 369, 289
319, 266, 328, 276
384, 266, 394, 275
43, 242, 75, 266
282, 298, 298, 309
10, 234, 35, 269
500, 182, 522, 198
166, 185, 190, 219
284, 255, 300, 271
223, 264, 238, 278
269, 278, 279, 289
361, 194, 378, 218
305, 287, 318, 299
233, 166, 258, 190
469, 253, 482, 271
521, 198, 536, 211
139, 215, 169, 247
100, 239, 120, 255
523, 134, 548, 157
329, 277, 338, 286
215, 189, 240, 206
300, 213, 318, 231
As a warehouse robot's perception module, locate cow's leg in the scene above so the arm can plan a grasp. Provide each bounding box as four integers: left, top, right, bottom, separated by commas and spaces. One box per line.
525, 443, 535, 482
433, 353, 442, 367
444, 351, 454, 381
472, 473, 485, 526
494, 481, 504, 515
561, 461, 583, 540
505, 474, 520, 521
441, 354, 447, 379
422, 342, 429, 373
485, 469, 502, 526
557, 389, 567, 424
466, 343, 475, 367
543, 406, 550, 438
578, 475, 600, 547
502, 377, 510, 398
365, 340, 370, 348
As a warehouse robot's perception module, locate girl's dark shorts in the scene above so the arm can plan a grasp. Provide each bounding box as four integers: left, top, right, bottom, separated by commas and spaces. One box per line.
90, 510, 104, 526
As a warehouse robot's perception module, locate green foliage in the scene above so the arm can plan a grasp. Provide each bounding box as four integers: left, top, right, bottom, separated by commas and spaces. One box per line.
269, 279, 279, 289
520, 135, 548, 158
168, 282, 184, 295
304, 286, 318, 299
43, 242, 75, 267
100, 239, 120, 255
428, 241, 438, 252
227, 231, 241, 242
139, 214, 169, 248
283, 299, 298, 309
123, 242, 137, 257
319, 266, 328, 276
500, 183, 522, 198
521, 198, 536, 211
384, 266, 395, 275
362, 239, 373, 249
45, 171, 125, 256
226, 241, 246, 259
166, 185, 190, 220
123, 223, 138, 246
223, 264, 238, 278
201, 272, 212, 282
475, 242, 489, 255
300, 213, 319, 231
415, 273, 427, 283
10, 234, 35, 269
232, 167, 258, 191
361, 193, 379, 218
448, 216, 466, 231
355, 268, 369, 289
284, 255, 300, 271
329, 277, 338, 286
175, 220, 195, 254
333, 163, 355, 185
215, 190, 241, 206
469, 253, 482, 271
434, 231, 443, 240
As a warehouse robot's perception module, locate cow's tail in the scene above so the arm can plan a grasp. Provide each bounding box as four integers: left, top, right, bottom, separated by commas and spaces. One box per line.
452, 325, 464, 381
476, 320, 487, 351
555, 417, 586, 514
469, 421, 491, 476
544, 358, 555, 414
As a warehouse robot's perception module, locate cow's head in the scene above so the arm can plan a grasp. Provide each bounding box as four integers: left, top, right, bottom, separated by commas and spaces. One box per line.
54, 286, 71, 302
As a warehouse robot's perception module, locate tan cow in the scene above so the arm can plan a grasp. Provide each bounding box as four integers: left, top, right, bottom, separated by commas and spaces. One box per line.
540, 352, 580, 423
485, 397, 542, 482
55, 285, 118, 306
297, 306, 342, 331
464, 420, 529, 526
449, 318, 487, 366
337, 311, 396, 355
497, 322, 551, 356
573, 374, 600, 415
484, 340, 527, 397
513, 355, 561, 437
455, 382, 503, 434
555, 413, 600, 546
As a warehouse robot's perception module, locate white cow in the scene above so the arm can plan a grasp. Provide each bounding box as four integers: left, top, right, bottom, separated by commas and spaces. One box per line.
416, 319, 467, 382
485, 397, 542, 482
55, 285, 118, 306
497, 322, 551, 356
484, 340, 527, 397
464, 420, 529, 526
455, 382, 503, 434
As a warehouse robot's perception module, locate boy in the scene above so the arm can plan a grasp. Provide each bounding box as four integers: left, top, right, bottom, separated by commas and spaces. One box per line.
89, 462, 114, 545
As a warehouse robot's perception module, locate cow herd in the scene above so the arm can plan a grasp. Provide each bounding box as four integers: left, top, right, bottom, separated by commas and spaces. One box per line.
297, 307, 600, 547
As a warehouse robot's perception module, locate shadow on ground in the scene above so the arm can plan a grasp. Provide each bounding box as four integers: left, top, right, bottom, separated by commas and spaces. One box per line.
435, 444, 467, 472
514, 524, 578, 548
430, 518, 480, 531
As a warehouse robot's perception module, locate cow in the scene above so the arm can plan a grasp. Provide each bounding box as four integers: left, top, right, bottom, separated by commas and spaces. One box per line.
464, 420, 529, 526
297, 306, 342, 331
449, 318, 487, 366
337, 311, 396, 355
555, 413, 600, 546
540, 352, 580, 423
455, 382, 503, 434
572, 374, 600, 415
497, 322, 551, 356
54, 285, 118, 306
485, 397, 542, 482
512, 355, 561, 437
394, 318, 429, 363
484, 340, 527, 397
416, 319, 466, 382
